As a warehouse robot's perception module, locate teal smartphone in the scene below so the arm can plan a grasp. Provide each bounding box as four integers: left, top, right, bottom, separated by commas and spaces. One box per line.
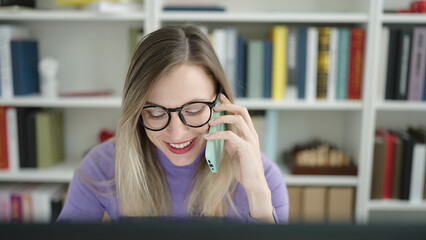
205, 98, 225, 173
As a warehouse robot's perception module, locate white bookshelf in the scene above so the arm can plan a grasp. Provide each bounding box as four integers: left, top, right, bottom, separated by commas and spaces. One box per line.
0, 0, 425, 224
368, 200, 426, 211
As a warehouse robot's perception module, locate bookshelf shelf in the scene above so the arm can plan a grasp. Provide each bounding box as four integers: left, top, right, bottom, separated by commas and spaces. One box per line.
0, 96, 122, 108
0, 10, 145, 21
0, 159, 79, 183
236, 99, 363, 110
160, 12, 368, 23
381, 14, 426, 24
375, 101, 426, 111
368, 200, 426, 211
278, 162, 359, 187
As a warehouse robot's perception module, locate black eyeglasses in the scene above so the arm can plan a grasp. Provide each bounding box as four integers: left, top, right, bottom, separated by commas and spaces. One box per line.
141, 92, 220, 131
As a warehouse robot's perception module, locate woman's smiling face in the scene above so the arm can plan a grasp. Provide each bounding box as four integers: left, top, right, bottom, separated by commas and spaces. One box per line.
143, 63, 216, 166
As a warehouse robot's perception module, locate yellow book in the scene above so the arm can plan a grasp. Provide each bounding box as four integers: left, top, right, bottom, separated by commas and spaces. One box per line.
270, 26, 288, 100
317, 27, 331, 99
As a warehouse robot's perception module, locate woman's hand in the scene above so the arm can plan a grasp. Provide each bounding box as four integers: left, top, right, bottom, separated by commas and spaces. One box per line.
204, 93, 275, 223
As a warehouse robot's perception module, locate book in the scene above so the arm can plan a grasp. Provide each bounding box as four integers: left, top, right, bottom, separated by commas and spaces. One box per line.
246, 40, 264, 99
35, 111, 64, 168
11, 40, 40, 96
375, 130, 397, 199
317, 27, 331, 100
327, 27, 338, 102
225, 28, 238, 97
265, 110, 278, 162
378, 27, 390, 101
392, 137, 403, 199
305, 27, 318, 102
327, 187, 354, 223
407, 28, 426, 101
371, 136, 386, 199
348, 28, 365, 100
385, 28, 400, 100
6, 107, 19, 172
236, 35, 246, 98
0, 107, 8, 169
263, 40, 273, 99
0, 25, 30, 98
393, 130, 415, 200
395, 28, 413, 100
286, 27, 298, 100
287, 187, 303, 223
17, 108, 39, 168
270, 25, 288, 100
407, 127, 426, 203
336, 28, 350, 100
302, 187, 327, 223
296, 27, 307, 99
0, 184, 14, 222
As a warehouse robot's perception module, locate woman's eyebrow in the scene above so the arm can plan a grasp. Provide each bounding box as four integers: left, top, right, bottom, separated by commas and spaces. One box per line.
145, 98, 211, 107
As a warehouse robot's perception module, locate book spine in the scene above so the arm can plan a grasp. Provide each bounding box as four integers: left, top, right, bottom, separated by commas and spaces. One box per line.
385, 28, 400, 100
409, 144, 426, 203
6, 108, 19, 171
286, 27, 298, 100
383, 133, 396, 199
348, 28, 365, 100
317, 27, 331, 100
247, 40, 264, 98
407, 28, 426, 101
305, 27, 318, 102
297, 27, 307, 99
225, 28, 238, 97
263, 40, 273, 98
10, 192, 22, 223
270, 26, 288, 100
336, 28, 350, 100
0, 29, 14, 99
395, 28, 413, 100
0, 107, 9, 169
327, 27, 338, 101
236, 35, 247, 98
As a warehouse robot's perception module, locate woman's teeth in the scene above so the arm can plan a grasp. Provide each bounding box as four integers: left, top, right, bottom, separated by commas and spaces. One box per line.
169, 140, 192, 149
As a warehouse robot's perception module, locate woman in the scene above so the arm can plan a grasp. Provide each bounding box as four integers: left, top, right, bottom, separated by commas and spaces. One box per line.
57, 24, 288, 223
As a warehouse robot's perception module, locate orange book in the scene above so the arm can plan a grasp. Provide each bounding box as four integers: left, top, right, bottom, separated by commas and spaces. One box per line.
348, 28, 365, 99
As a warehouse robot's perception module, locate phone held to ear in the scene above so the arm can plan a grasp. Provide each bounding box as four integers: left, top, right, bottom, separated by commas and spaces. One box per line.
205, 98, 225, 173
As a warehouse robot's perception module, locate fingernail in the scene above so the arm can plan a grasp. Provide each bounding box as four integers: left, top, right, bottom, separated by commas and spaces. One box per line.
203, 133, 210, 138
220, 93, 227, 99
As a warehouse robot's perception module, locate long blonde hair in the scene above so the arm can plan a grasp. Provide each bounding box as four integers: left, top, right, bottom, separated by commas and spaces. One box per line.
115, 24, 238, 217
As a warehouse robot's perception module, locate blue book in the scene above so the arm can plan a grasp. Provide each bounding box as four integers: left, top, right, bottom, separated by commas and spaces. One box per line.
11, 40, 40, 96
297, 27, 307, 99
236, 35, 247, 98
263, 40, 272, 98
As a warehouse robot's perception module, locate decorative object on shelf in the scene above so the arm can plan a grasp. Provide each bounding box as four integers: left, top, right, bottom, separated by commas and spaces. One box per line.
39, 57, 59, 99
389, 0, 426, 13
283, 139, 357, 175
99, 129, 114, 143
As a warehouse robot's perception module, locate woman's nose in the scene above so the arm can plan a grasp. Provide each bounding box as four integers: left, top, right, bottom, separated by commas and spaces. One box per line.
166, 112, 187, 141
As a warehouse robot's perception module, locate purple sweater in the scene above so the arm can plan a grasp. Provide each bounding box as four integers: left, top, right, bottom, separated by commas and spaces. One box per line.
57, 141, 289, 223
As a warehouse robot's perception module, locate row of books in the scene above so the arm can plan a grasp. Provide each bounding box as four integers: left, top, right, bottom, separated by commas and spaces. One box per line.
0, 183, 66, 223
288, 186, 354, 224
0, 25, 40, 99
210, 26, 365, 101
0, 107, 64, 171
371, 127, 426, 203
381, 27, 426, 101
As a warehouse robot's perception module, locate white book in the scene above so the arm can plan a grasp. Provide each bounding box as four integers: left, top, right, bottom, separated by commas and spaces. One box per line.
409, 143, 426, 204
327, 28, 338, 102
6, 108, 19, 172
378, 27, 390, 101
0, 25, 30, 99
305, 27, 318, 102
252, 114, 266, 153
31, 183, 65, 223
286, 27, 298, 101
225, 27, 238, 97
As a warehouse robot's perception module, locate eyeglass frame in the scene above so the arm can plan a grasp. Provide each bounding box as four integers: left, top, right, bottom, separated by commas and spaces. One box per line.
141, 90, 221, 131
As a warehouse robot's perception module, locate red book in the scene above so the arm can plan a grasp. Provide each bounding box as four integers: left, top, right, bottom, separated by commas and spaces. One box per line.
348, 28, 365, 100
0, 107, 9, 170
375, 130, 396, 199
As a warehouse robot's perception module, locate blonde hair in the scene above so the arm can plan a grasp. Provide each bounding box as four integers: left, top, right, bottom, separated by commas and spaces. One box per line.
115, 24, 238, 217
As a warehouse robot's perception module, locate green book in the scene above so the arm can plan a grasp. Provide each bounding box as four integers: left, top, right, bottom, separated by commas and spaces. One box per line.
246, 40, 264, 98
36, 111, 64, 168
336, 28, 350, 100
